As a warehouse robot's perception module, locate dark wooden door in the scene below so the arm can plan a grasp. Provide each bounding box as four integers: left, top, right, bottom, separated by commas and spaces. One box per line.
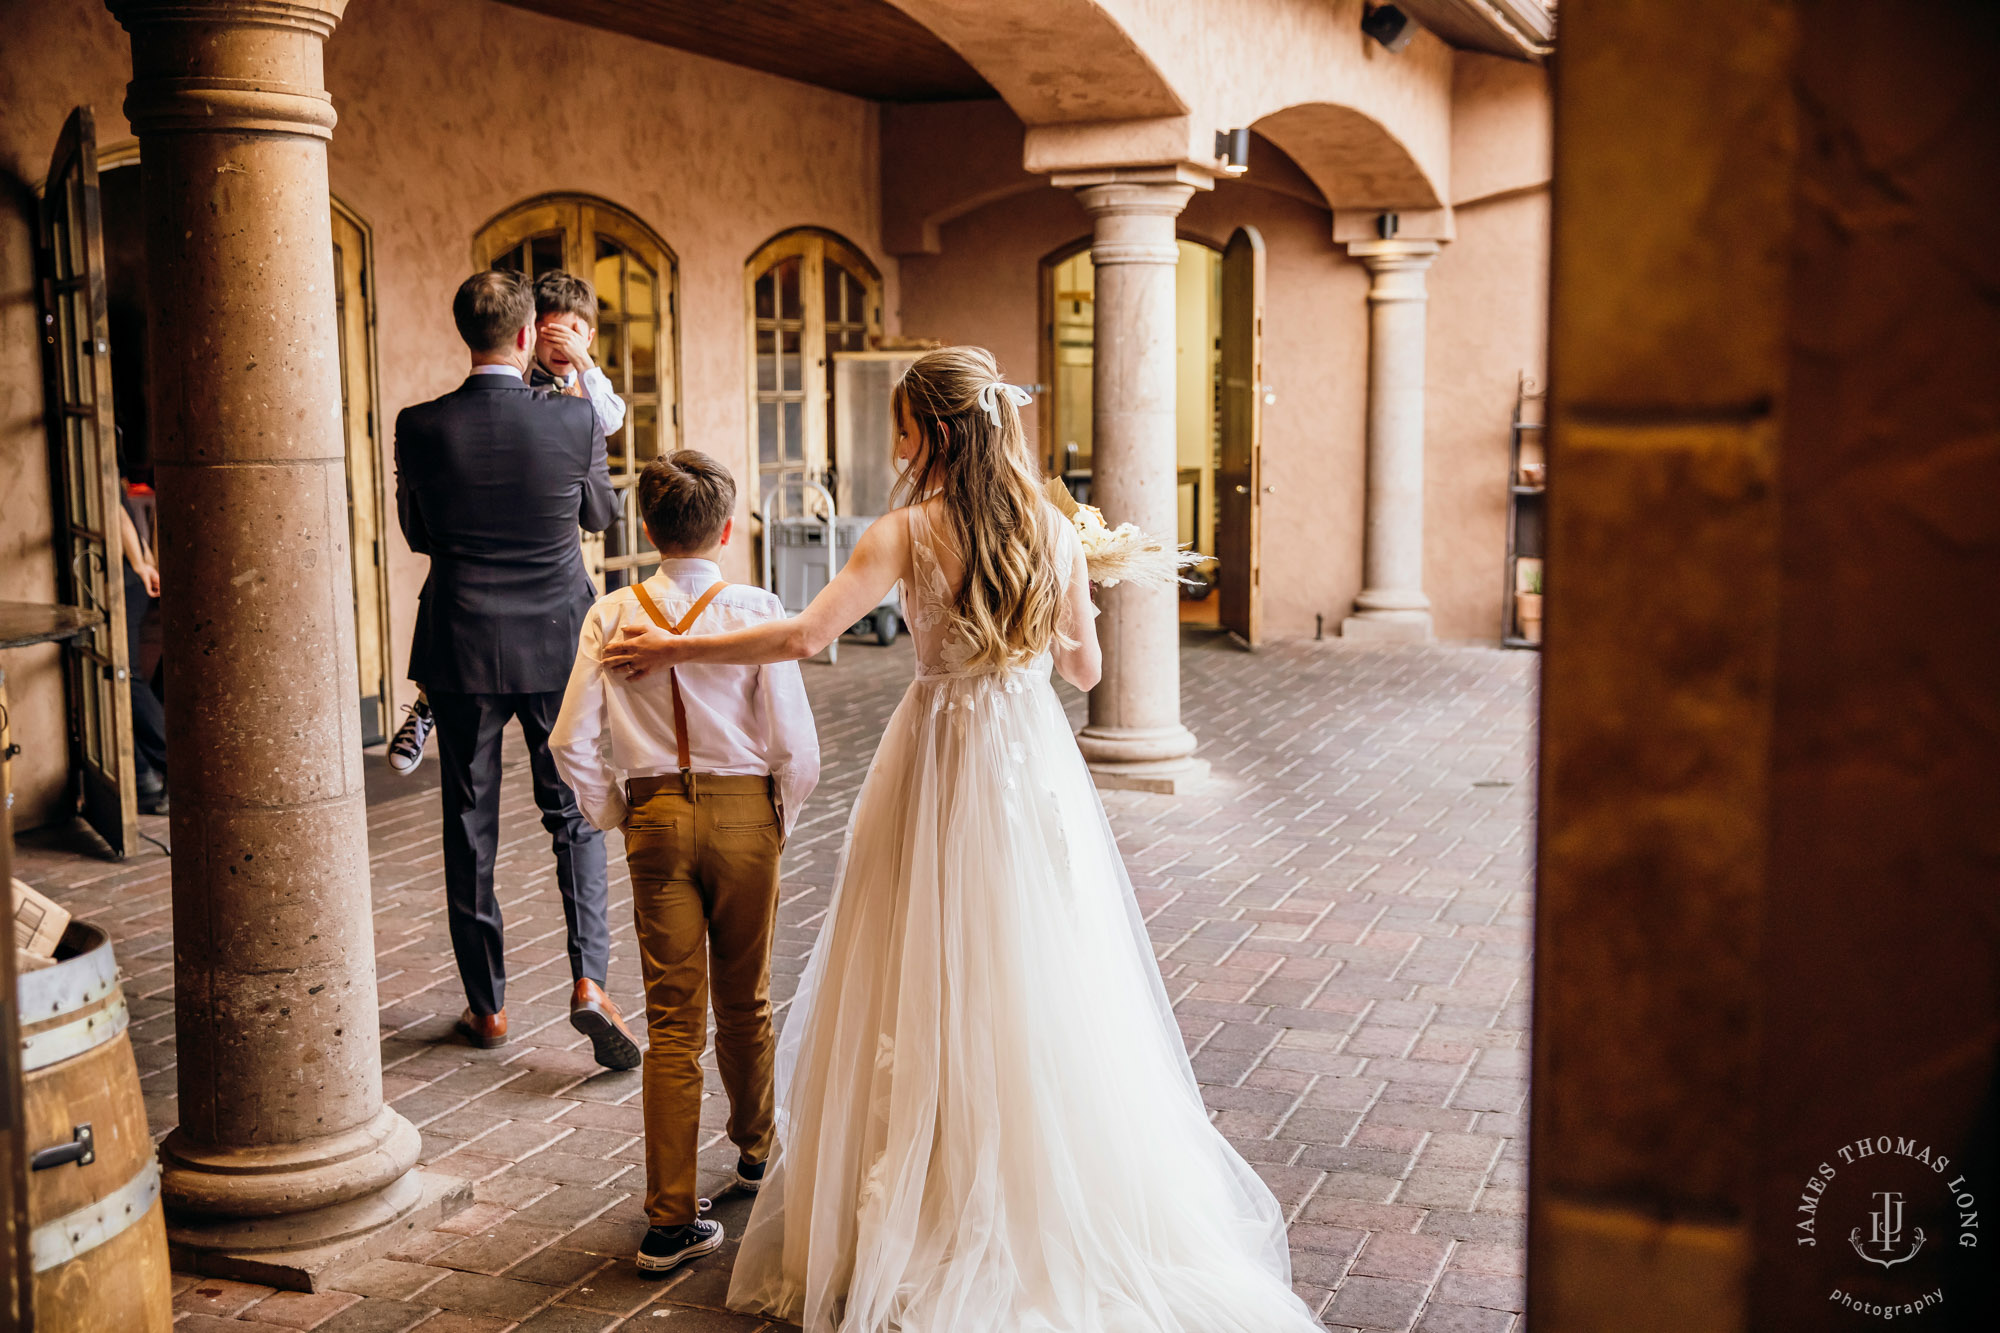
1218, 226, 1266, 645
38, 106, 136, 858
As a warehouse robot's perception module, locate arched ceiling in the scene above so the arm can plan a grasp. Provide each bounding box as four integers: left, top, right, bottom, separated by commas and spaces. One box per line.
878, 0, 1184, 123
490, 0, 1185, 116
1253, 102, 1444, 212
492, 0, 996, 102
492, 0, 1448, 211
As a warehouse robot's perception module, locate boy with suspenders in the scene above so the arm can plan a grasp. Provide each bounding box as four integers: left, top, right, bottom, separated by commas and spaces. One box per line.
550, 450, 820, 1274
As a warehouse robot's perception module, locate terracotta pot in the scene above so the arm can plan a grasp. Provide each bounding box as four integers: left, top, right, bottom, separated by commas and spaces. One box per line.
1515, 591, 1544, 643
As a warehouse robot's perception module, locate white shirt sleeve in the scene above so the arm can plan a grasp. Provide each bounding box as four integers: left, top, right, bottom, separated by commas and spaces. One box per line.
580, 365, 627, 438
756, 655, 820, 836
549, 604, 626, 832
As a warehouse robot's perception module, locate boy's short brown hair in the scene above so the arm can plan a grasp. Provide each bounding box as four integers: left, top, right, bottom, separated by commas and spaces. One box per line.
639, 451, 736, 553
534, 270, 597, 326
452, 270, 534, 353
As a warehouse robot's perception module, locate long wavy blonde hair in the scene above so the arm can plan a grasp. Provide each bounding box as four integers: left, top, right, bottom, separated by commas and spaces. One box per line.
891, 346, 1067, 671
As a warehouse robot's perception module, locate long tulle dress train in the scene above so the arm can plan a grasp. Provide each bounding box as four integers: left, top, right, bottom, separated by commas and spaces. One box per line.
727, 505, 1321, 1333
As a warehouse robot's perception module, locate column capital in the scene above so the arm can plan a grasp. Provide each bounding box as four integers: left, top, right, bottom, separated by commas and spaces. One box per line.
1051, 163, 1215, 196
1061, 171, 1201, 267
1347, 239, 1441, 304
1346, 238, 1443, 270
107, 0, 346, 139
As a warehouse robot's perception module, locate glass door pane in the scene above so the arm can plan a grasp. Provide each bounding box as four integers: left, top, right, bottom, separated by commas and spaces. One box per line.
592, 234, 665, 589
754, 254, 810, 514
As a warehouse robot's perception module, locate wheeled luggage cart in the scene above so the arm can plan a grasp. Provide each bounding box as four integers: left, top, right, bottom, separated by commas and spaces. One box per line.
759, 481, 902, 665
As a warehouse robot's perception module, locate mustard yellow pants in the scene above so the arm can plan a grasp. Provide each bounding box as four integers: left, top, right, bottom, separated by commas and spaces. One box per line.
623, 773, 783, 1226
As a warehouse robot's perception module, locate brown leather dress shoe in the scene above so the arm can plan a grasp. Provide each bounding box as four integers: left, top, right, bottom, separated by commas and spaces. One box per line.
570, 978, 642, 1070
457, 1007, 508, 1049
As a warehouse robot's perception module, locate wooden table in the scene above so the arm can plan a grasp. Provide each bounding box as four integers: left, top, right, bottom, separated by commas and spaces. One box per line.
0, 602, 98, 655
0, 600, 99, 805
2, 599, 101, 825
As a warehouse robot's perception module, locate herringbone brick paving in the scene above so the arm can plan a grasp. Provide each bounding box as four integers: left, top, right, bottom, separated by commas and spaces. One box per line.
15, 633, 1536, 1332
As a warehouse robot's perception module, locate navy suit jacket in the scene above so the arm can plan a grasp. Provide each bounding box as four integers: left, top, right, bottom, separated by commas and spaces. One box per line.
396, 373, 616, 695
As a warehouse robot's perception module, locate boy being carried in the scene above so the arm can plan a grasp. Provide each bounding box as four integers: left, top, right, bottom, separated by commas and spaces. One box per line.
529, 269, 627, 436
549, 450, 819, 1276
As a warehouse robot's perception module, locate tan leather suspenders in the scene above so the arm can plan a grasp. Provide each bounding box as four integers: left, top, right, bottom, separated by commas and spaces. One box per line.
629, 580, 729, 799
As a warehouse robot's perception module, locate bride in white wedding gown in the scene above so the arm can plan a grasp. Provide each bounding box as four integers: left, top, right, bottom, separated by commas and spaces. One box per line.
602, 347, 1322, 1333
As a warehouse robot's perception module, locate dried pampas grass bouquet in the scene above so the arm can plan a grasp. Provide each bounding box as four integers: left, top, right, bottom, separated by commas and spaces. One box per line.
1045, 477, 1206, 590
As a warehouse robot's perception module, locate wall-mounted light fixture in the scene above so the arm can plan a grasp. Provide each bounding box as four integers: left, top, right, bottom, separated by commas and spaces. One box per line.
1361, 4, 1417, 53
1377, 212, 1400, 239
1214, 128, 1250, 173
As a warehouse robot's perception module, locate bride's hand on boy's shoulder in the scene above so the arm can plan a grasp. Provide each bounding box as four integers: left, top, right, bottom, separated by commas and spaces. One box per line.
603, 621, 684, 681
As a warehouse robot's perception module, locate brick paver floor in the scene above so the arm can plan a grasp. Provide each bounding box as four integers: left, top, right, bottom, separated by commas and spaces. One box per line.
15, 633, 1536, 1333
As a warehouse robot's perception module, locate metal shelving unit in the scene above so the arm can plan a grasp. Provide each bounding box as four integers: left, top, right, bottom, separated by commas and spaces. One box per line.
1502, 372, 1546, 648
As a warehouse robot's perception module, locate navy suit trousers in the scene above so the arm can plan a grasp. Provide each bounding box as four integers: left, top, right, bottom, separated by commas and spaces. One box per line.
429, 689, 609, 1015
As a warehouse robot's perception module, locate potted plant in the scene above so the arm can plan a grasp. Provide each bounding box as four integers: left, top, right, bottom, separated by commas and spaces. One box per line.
1515, 562, 1544, 644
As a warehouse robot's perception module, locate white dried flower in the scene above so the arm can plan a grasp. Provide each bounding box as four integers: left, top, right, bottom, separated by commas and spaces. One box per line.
1045, 477, 1205, 590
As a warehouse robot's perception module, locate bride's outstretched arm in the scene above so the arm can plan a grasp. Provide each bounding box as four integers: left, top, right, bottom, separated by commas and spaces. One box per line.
604, 511, 906, 678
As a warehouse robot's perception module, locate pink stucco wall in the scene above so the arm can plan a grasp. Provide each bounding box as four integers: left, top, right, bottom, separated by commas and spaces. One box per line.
1426, 189, 1550, 640
0, 0, 891, 827
1427, 52, 1551, 641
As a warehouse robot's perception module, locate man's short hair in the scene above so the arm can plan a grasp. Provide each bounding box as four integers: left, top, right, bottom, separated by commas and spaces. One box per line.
452, 270, 534, 354
639, 451, 736, 554
534, 270, 597, 326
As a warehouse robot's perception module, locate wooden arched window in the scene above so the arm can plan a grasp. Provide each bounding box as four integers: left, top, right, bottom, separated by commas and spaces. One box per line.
473, 195, 680, 587
744, 228, 882, 515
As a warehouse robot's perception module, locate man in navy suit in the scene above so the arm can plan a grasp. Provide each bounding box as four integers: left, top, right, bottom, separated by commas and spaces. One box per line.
396, 269, 638, 1069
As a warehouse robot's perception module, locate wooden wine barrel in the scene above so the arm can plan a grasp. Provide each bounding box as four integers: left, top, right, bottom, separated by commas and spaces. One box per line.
17, 921, 172, 1332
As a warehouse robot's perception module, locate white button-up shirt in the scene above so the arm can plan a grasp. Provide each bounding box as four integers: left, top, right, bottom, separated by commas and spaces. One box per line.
549, 559, 819, 835
558, 365, 627, 438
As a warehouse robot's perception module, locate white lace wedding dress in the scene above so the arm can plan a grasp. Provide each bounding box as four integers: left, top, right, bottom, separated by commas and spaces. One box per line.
727, 503, 1321, 1333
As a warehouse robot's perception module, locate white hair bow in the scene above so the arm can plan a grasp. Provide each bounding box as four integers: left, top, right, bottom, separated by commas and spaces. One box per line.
975, 380, 1034, 427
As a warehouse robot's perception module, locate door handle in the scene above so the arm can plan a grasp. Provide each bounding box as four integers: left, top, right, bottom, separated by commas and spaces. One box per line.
1234, 485, 1249, 495
32, 1123, 95, 1171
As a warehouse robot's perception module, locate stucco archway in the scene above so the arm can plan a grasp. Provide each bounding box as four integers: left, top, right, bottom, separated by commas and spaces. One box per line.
1252, 102, 1443, 212
878, 0, 1186, 122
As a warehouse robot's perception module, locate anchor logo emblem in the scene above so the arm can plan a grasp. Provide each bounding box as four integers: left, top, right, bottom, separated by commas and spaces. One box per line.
1850, 1190, 1925, 1269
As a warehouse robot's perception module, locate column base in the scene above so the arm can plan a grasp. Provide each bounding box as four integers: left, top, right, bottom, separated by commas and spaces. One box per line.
1077, 723, 1208, 794
1087, 755, 1213, 794
162, 1104, 421, 1218
1341, 610, 1435, 641
167, 1167, 471, 1293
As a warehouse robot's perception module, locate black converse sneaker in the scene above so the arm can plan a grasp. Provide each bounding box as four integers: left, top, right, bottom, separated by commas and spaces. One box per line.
733, 1156, 767, 1193
387, 698, 434, 775
636, 1205, 724, 1275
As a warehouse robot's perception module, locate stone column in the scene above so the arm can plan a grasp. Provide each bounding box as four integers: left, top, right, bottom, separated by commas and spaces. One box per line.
1060, 173, 1207, 793
107, 0, 454, 1286
1342, 239, 1440, 640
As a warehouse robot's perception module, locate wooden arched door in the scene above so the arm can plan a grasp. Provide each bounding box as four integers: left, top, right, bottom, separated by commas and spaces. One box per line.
37, 107, 134, 856
744, 228, 881, 517
1217, 226, 1266, 645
